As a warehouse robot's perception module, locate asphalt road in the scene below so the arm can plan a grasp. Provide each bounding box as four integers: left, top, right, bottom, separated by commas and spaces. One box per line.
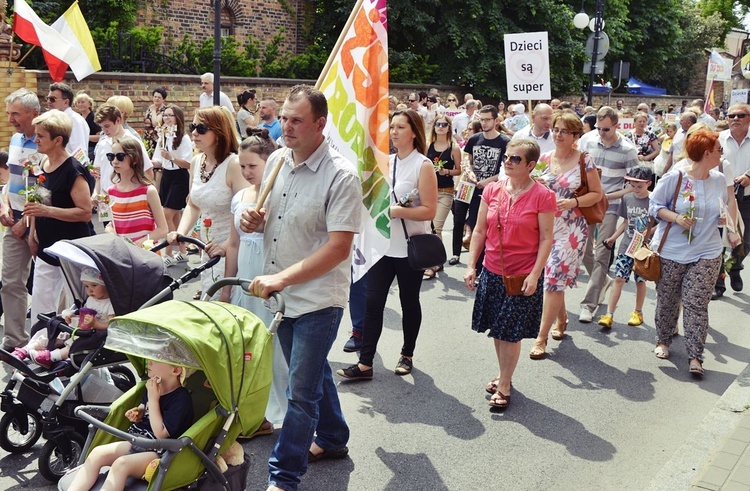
1, 228, 749, 490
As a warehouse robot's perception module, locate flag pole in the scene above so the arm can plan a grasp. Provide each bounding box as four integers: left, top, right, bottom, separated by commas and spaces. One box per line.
15, 45, 36, 66
315, 0, 365, 90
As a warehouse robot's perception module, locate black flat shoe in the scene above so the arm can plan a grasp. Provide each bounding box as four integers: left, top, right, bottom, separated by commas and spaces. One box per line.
308, 447, 349, 463
448, 256, 460, 265
336, 364, 373, 379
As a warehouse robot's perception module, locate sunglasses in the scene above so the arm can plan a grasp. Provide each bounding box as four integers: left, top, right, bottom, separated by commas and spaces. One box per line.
502, 155, 525, 165
434, 122, 449, 128
46, 96, 57, 103
595, 126, 613, 132
105, 152, 129, 162
727, 113, 748, 119
189, 123, 210, 134
408, 99, 417, 102
447, 98, 456, 102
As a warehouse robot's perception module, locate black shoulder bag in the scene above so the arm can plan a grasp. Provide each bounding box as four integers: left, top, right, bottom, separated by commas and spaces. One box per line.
392, 155, 447, 271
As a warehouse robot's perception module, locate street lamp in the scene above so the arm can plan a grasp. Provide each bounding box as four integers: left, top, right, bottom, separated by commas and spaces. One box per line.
211, 0, 222, 106
574, 0, 607, 106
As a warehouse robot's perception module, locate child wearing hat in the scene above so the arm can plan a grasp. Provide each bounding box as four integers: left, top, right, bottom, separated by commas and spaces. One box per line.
13, 267, 114, 367
598, 165, 654, 329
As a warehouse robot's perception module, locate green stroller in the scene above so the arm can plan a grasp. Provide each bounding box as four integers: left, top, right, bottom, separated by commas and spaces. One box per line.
57, 280, 284, 490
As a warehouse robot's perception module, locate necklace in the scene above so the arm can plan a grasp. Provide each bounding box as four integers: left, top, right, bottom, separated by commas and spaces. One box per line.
506, 179, 534, 199
199, 154, 220, 183
551, 149, 577, 174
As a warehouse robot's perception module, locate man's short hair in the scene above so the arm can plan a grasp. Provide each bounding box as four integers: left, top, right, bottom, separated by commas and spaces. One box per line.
681, 111, 697, 124
597, 106, 619, 124
465, 100, 477, 108
94, 104, 122, 124
287, 84, 327, 121
479, 105, 499, 119
49, 82, 74, 105
200, 72, 214, 83
261, 97, 277, 108
5, 88, 40, 112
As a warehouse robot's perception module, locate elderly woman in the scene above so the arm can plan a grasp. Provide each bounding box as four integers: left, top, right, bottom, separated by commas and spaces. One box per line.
144, 88, 167, 156
626, 112, 660, 163
25, 110, 92, 323
167, 106, 248, 299
73, 92, 100, 162
651, 129, 740, 376
529, 111, 604, 359
465, 138, 555, 408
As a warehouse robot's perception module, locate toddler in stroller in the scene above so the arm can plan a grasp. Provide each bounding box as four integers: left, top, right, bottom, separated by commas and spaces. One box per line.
67, 360, 193, 491
13, 267, 115, 367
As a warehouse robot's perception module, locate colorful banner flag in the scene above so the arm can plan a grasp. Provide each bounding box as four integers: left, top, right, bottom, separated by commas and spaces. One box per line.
317, 0, 390, 281
13, 0, 74, 81
51, 1, 101, 81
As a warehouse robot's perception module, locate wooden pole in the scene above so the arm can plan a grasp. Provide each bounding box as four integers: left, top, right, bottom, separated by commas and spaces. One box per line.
314, 0, 365, 90
15, 45, 36, 66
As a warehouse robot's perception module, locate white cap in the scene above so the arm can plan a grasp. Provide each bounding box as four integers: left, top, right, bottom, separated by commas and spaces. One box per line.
513, 103, 525, 114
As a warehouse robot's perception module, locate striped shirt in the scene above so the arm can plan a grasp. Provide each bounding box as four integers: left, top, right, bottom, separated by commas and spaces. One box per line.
581, 134, 638, 213
108, 184, 155, 241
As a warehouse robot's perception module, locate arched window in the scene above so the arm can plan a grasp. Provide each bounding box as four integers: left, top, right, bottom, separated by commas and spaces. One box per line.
220, 6, 234, 38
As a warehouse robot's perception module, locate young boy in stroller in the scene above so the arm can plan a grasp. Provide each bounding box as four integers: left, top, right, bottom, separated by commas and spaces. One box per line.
67, 360, 193, 491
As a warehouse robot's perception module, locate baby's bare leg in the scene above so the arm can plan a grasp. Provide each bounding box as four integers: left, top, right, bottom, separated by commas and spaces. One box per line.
101, 451, 159, 491
67, 441, 132, 491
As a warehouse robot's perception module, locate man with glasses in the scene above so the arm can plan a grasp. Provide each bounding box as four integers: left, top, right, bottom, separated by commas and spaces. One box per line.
577, 106, 638, 323
664, 111, 696, 174
93, 104, 153, 201
453, 100, 477, 143
450, 105, 509, 266
719, 103, 750, 292
198, 72, 235, 113
407, 92, 427, 121
47, 82, 90, 162
512, 103, 555, 154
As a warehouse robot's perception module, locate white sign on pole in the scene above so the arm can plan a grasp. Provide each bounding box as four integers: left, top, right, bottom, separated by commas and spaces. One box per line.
707, 51, 732, 82
731, 89, 749, 105
504, 31, 551, 101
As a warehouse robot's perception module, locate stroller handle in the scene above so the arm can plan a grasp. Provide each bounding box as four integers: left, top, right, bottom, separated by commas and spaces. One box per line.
203, 277, 285, 312
150, 235, 209, 254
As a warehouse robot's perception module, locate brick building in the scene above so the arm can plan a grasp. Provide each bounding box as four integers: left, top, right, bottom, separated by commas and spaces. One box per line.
136, 0, 312, 56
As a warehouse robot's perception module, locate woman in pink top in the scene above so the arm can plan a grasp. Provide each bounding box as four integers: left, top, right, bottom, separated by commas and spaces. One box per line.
464, 138, 556, 409
106, 138, 167, 244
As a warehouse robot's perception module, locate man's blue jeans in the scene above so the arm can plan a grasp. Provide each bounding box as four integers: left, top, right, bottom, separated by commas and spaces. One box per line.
268, 307, 349, 490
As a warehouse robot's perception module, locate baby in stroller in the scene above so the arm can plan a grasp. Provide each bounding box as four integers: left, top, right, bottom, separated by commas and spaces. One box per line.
67, 360, 193, 491
12, 268, 115, 367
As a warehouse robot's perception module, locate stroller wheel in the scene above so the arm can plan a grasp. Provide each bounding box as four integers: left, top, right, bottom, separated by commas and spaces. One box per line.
0, 411, 42, 453
39, 433, 84, 482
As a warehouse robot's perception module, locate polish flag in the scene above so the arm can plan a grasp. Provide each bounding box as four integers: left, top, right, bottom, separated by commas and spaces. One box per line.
13, 0, 74, 81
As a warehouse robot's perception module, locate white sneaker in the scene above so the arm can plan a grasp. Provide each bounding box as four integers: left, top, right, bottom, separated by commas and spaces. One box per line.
172, 253, 188, 263
579, 307, 593, 323
163, 256, 175, 268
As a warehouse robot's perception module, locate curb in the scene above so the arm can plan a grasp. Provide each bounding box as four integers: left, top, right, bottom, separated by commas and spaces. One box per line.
647, 362, 750, 491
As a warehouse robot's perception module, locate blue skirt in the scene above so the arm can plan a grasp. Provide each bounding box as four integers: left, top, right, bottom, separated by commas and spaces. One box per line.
471, 269, 544, 342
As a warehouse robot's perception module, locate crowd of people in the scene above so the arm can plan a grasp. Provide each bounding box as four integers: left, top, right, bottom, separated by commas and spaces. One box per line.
1, 78, 747, 491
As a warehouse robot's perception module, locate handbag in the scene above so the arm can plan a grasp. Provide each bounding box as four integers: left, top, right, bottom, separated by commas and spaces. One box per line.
391, 155, 447, 271
633, 172, 683, 281
496, 187, 529, 296
574, 152, 609, 224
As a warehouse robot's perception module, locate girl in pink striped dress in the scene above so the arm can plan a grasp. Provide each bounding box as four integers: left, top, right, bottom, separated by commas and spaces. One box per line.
106, 139, 167, 244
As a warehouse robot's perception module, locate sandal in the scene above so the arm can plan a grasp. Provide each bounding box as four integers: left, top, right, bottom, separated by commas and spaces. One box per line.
423, 269, 436, 280
654, 346, 669, 359
689, 360, 704, 377
485, 377, 500, 394
433, 264, 444, 273
529, 338, 547, 360
488, 391, 510, 408
550, 319, 569, 341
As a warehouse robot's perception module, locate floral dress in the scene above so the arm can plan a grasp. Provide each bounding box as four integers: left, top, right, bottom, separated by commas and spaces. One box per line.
625, 130, 657, 157
540, 152, 596, 291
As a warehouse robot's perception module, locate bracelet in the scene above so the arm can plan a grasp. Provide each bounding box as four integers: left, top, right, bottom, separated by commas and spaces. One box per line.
574, 197, 579, 207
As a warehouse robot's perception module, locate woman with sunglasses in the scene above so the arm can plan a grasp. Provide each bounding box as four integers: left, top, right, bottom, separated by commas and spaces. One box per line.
529, 111, 603, 360
167, 107, 248, 299
23, 110, 92, 324
337, 109, 437, 379
464, 138, 555, 408
423, 115, 461, 279
152, 105, 193, 265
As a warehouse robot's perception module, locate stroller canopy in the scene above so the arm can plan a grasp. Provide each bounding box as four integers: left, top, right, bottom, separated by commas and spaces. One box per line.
45, 234, 173, 315
105, 300, 273, 431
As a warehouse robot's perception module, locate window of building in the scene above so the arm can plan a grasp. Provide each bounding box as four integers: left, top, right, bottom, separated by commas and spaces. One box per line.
220, 6, 234, 38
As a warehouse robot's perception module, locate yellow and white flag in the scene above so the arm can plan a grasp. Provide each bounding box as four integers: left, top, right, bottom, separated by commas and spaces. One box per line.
51, 1, 101, 80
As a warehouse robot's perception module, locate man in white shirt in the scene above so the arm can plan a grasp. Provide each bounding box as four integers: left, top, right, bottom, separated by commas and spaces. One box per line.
663, 111, 696, 174
511, 103, 555, 154
691, 99, 716, 130
453, 100, 477, 142
198, 72, 235, 113
46, 82, 89, 162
